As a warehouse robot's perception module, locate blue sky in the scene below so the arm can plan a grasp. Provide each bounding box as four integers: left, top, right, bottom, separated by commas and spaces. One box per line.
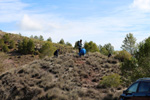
0, 0, 150, 50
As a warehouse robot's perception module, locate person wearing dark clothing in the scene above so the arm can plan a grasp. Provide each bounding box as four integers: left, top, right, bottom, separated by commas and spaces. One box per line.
54, 49, 60, 57
78, 39, 82, 53
108, 53, 112, 58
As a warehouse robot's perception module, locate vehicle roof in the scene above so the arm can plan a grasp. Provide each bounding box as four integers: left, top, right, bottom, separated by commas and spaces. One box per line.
136, 78, 150, 82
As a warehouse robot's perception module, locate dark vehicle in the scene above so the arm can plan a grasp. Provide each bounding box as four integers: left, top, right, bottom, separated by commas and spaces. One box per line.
119, 78, 150, 100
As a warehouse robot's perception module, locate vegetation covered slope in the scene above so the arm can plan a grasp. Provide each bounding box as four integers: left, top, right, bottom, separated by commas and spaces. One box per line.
0, 52, 122, 100
0, 30, 73, 73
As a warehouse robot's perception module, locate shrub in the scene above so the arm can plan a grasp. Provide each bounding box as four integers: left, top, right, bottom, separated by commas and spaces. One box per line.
59, 39, 65, 45
47, 37, 52, 42
22, 38, 28, 54
18, 38, 35, 54
100, 73, 121, 88
3, 34, 10, 43
84, 41, 99, 52
115, 50, 132, 62
100, 47, 109, 56
27, 39, 35, 54
39, 42, 55, 58
66, 42, 72, 47
0, 39, 4, 49
2, 44, 9, 52
39, 35, 44, 41
9, 40, 16, 49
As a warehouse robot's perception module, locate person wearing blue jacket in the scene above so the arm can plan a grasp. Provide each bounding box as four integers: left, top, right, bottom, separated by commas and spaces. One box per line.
79, 48, 86, 57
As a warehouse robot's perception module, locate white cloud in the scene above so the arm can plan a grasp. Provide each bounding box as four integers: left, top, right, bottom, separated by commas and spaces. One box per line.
19, 15, 43, 31
0, 0, 29, 22
1, 0, 150, 50
131, 0, 150, 11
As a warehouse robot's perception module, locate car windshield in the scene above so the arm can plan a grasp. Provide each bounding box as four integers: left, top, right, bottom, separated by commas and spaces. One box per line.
127, 82, 139, 93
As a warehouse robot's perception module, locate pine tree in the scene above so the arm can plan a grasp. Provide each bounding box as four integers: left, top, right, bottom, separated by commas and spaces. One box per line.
47, 37, 52, 42
121, 33, 136, 55
66, 42, 72, 47
27, 39, 35, 54
0, 39, 4, 49
84, 41, 99, 52
9, 40, 15, 49
59, 39, 65, 45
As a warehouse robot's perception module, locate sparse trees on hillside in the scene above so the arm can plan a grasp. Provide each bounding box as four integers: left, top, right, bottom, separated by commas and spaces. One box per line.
59, 39, 65, 45
115, 50, 132, 62
27, 39, 35, 54
30, 35, 34, 39
18, 38, 35, 54
121, 37, 150, 83
47, 37, 52, 42
3, 34, 10, 43
2, 44, 9, 52
34, 36, 38, 39
22, 38, 28, 54
39, 35, 44, 41
100, 47, 108, 55
103, 43, 114, 54
100, 43, 114, 55
66, 42, 72, 47
121, 33, 136, 55
9, 40, 15, 49
0, 39, 4, 49
84, 41, 99, 52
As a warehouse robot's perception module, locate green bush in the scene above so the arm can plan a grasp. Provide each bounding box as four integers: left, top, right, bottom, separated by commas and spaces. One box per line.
59, 39, 65, 45
100, 73, 121, 88
2, 44, 9, 52
0, 39, 4, 49
18, 38, 35, 54
47, 37, 52, 42
3, 34, 10, 43
27, 39, 35, 54
101, 43, 114, 55
66, 42, 72, 47
9, 40, 15, 49
115, 50, 132, 62
40, 42, 55, 58
100, 47, 109, 56
84, 41, 99, 52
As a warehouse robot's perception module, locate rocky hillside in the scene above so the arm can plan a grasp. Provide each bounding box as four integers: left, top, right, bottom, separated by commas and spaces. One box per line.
0, 52, 123, 100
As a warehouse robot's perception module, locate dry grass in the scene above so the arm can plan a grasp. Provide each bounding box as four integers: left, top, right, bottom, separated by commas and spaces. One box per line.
0, 52, 122, 100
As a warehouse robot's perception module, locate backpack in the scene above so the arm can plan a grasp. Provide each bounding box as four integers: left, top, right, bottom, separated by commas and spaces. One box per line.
77, 41, 80, 47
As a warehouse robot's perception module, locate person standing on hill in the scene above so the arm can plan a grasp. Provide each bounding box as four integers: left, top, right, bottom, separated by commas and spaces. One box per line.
78, 39, 82, 53
54, 49, 60, 57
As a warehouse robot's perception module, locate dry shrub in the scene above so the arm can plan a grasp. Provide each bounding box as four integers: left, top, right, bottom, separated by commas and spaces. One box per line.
46, 88, 68, 100
80, 70, 88, 78
104, 63, 111, 68
64, 59, 75, 67
102, 93, 113, 100
0, 51, 122, 100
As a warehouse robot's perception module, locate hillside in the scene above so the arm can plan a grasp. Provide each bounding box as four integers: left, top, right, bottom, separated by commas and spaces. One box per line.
0, 30, 73, 73
0, 52, 123, 100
